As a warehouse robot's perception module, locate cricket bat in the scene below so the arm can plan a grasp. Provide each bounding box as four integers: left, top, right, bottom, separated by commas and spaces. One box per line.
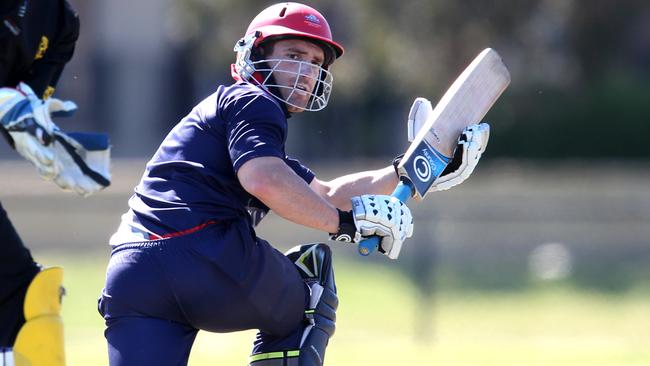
358, 48, 511, 256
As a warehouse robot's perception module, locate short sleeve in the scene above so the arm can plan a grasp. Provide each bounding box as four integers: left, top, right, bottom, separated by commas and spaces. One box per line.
225, 94, 288, 172
285, 155, 315, 184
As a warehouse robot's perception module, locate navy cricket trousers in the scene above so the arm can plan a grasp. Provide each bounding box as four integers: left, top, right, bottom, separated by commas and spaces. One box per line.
98, 219, 307, 366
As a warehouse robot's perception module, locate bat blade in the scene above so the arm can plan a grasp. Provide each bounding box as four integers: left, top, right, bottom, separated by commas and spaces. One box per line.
358, 48, 510, 257
398, 48, 510, 199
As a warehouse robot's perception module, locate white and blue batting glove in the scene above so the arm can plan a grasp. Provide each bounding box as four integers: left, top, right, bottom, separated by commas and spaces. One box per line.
431, 123, 489, 192
406, 96, 490, 192
330, 195, 414, 259
0, 82, 111, 196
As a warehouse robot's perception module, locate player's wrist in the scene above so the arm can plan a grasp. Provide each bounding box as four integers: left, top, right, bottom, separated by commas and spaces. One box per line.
329, 209, 358, 243
392, 153, 404, 179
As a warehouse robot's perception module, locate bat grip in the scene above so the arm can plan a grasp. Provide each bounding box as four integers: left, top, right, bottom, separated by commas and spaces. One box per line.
357, 181, 414, 256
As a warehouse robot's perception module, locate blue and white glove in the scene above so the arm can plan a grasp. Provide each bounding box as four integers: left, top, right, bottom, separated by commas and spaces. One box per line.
0, 82, 111, 196
51, 131, 111, 196
0, 82, 68, 178
406, 97, 490, 192
330, 195, 414, 259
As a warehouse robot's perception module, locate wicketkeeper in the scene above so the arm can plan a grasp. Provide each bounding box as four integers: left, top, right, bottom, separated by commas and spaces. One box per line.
98, 3, 487, 366
0, 1, 111, 365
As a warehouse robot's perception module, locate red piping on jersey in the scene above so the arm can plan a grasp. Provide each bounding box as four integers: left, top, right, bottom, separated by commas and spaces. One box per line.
148, 220, 219, 240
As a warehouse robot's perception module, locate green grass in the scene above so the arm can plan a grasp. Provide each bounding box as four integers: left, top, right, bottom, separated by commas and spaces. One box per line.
37, 251, 650, 366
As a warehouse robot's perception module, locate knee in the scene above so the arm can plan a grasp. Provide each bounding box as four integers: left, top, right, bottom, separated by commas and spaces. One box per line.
249, 244, 339, 366
287, 243, 338, 348
285, 243, 335, 286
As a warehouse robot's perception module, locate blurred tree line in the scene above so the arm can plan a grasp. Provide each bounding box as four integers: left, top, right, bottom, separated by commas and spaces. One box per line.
164, 0, 650, 161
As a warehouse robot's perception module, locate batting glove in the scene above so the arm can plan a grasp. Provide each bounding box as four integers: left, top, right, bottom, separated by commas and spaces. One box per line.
330, 195, 414, 259
405, 96, 489, 191
431, 123, 489, 191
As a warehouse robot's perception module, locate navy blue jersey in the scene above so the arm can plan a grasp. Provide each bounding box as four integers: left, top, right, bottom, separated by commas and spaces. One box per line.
122, 82, 314, 239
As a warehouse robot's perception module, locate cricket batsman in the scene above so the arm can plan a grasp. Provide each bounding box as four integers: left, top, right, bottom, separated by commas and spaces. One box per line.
98, 2, 487, 365
0, 1, 111, 365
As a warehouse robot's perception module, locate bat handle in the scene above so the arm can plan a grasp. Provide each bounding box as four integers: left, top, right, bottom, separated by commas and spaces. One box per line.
358, 181, 414, 256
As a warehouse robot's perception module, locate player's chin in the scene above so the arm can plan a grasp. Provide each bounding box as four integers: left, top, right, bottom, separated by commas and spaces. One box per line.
286, 96, 309, 113
286, 104, 306, 113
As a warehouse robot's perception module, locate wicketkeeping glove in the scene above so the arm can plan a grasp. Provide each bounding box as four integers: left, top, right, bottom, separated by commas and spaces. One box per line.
0, 82, 111, 196
0, 82, 68, 178
52, 131, 111, 196
330, 194, 414, 259
405, 96, 490, 192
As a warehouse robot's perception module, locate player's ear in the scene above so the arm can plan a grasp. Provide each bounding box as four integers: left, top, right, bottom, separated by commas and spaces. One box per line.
255, 40, 274, 59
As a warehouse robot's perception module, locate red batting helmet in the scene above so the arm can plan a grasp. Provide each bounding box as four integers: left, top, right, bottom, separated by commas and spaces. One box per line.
244, 2, 344, 66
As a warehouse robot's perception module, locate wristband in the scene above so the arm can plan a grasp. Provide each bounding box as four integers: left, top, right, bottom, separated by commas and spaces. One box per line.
392, 153, 404, 178
329, 209, 358, 243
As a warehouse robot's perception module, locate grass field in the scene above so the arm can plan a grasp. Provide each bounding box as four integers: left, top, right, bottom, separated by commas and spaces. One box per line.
6, 160, 648, 365
37, 251, 650, 366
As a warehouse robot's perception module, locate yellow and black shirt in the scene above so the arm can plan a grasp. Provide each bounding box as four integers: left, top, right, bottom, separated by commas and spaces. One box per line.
0, 0, 79, 99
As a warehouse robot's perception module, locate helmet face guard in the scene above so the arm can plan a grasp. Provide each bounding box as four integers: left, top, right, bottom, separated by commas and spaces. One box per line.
234, 32, 333, 112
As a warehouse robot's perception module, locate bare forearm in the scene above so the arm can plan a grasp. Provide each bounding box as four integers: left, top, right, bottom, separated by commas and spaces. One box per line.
267, 176, 339, 233
238, 157, 340, 233
321, 166, 398, 210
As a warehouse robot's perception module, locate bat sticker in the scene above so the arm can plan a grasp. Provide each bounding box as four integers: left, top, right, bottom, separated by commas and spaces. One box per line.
402, 139, 451, 197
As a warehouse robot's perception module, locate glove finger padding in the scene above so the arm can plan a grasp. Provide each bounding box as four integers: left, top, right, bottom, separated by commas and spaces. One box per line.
351, 194, 414, 259
20, 97, 77, 174
12, 130, 56, 174
46, 97, 77, 118
429, 122, 489, 192
407, 97, 433, 142
0, 84, 58, 177
1, 83, 110, 195
52, 131, 111, 196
